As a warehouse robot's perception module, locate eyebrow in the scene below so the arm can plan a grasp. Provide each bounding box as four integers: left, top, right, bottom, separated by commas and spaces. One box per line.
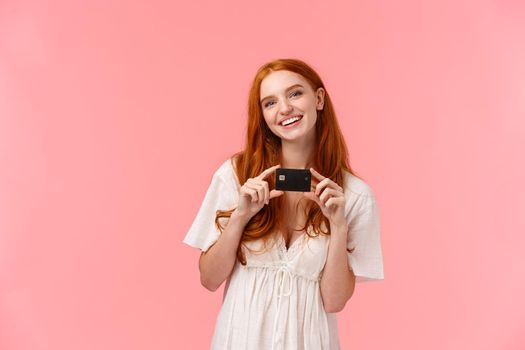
260, 84, 304, 104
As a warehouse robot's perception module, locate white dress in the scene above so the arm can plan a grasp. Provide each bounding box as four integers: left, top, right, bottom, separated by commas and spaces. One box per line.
183, 158, 385, 350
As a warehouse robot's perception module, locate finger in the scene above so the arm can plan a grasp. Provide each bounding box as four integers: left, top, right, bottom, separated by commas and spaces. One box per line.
319, 188, 333, 206
320, 188, 343, 206
303, 191, 322, 206
256, 184, 265, 205
310, 168, 343, 192
315, 178, 332, 196
269, 189, 284, 199
310, 168, 326, 182
316, 178, 344, 196
245, 182, 263, 204
256, 164, 281, 181
242, 184, 259, 202
326, 196, 345, 209
249, 179, 269, 205
262, 181, 270, 204
257, 185, 266, 205
325, 197, 341, 209
311, 168, 329, 195
310, 179, 321, 190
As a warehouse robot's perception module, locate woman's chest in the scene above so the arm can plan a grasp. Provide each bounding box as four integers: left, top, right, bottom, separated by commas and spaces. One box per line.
240, 226, 332, 276
281, 195, 310, 249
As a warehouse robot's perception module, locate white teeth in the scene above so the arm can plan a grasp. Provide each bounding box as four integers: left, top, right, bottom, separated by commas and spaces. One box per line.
281, 115, 302, 126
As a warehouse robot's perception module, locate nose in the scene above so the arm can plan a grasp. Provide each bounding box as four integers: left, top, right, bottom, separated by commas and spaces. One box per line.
279, 100, 293, 115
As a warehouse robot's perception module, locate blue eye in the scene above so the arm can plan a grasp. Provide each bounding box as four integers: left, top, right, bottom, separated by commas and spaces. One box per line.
263, 90, 302, 108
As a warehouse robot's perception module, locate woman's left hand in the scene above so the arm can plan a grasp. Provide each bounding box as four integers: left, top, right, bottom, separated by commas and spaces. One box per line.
303, 168, 347, 228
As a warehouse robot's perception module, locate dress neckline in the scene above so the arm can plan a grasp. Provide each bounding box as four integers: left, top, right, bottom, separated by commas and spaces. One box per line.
279, 232, 307, 254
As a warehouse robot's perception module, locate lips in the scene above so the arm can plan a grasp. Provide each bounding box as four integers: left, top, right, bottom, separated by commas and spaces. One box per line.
279, 114, 303, 126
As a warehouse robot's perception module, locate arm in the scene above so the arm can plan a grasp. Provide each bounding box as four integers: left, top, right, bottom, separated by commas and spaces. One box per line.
198, 209, 250, 292
198, 163, 283, 292
320, 222, 356, 313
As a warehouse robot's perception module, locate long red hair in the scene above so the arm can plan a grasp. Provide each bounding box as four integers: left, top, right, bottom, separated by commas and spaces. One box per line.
216, 58, 359, 264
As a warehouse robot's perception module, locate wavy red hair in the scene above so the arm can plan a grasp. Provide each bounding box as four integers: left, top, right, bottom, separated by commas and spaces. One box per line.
215, 58, 359, 264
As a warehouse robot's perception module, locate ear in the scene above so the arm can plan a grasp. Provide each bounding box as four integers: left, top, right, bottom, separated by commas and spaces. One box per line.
316, 87, 325, 110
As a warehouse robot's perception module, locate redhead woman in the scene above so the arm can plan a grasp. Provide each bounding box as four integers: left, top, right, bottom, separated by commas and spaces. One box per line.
183, 58, 384, 350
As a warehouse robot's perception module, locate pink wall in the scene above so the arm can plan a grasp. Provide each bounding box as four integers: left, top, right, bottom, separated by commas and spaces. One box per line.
1, 1, 524, 349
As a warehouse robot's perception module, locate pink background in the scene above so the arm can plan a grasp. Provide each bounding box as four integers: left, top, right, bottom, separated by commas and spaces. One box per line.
1, 1, 524, 349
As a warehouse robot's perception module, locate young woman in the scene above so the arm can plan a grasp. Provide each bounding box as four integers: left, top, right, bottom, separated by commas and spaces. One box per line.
183, 58, 384, 349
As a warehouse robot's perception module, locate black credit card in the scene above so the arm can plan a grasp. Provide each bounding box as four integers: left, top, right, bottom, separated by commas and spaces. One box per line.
275, 168, 311, 192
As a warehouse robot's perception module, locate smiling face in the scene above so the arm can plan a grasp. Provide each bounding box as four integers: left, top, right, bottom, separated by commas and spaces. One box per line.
259, 70, 325, 143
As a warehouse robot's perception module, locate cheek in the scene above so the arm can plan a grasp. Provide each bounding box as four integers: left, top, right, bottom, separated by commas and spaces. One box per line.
305, 103, 319, 119
294, 100, 312, 115
262, 112, 276, 126
305, 100, 318, 111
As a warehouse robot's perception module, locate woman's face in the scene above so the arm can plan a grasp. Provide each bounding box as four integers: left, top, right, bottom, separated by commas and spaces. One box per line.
259, 70, 325, 143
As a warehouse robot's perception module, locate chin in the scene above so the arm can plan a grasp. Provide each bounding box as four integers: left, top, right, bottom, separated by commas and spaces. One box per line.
280, 134, 307, 142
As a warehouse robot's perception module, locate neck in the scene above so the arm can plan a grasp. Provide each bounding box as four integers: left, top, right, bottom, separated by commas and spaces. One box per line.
279, 132, 316, 169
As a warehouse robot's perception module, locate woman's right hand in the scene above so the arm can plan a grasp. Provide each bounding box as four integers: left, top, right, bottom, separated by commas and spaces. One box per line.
234, 164, 284, 221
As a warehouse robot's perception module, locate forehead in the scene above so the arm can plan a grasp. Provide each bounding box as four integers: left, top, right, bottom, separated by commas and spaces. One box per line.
259, 70, 310, 97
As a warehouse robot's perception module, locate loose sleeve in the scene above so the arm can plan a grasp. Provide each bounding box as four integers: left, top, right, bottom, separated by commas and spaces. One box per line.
346, 193, 385, 282
182, 170, 238, 253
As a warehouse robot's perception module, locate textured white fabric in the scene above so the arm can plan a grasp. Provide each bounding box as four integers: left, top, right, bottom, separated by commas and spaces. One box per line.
183, 158, 385, 349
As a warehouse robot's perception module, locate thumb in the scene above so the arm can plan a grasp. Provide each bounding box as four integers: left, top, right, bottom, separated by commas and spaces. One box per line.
269, 189, 284, 199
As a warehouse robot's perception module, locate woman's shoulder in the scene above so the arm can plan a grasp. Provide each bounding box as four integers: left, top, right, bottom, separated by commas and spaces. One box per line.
342, 170, 377, 217
342, 170, 376, 199
213, 155, 241, 189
